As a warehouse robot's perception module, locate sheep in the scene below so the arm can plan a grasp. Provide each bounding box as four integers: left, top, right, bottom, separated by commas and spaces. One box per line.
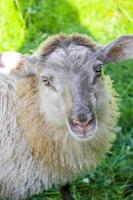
0, 34, 133, 200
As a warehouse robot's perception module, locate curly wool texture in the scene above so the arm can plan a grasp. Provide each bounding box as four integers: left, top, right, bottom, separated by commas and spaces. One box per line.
0, 74, 119, 199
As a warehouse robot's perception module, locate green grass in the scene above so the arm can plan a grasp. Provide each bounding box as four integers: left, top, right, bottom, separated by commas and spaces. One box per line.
0, 0, 133, 199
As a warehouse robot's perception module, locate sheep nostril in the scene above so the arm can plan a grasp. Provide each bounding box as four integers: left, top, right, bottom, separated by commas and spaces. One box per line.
73, 120, 81, 127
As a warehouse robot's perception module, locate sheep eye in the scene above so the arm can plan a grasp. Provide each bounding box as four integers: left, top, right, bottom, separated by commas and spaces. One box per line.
94, 64, 102, 77
42, 78, 51, 87
93, 64, 103, 84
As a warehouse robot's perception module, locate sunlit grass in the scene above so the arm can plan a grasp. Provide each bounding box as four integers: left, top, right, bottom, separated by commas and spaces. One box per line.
0, 0, 26, 51
71, 0, 133, 42
0, 0, 133, 199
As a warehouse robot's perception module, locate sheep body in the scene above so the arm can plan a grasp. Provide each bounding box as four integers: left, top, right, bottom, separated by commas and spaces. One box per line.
0, 74, 119, 199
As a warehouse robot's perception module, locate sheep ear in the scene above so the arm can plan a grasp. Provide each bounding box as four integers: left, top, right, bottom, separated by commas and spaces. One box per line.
0, 52, 37, 76
100, 35, 133, 63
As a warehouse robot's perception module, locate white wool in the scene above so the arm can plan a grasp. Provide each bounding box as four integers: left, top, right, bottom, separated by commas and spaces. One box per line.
0, 75, 46, 199
0, 52, 21, 74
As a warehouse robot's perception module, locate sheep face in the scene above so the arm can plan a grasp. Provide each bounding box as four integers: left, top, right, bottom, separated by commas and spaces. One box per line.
37, 44, 105, 141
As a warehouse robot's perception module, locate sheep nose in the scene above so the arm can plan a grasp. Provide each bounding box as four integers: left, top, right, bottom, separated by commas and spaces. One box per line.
77, 113, 89, 123
72, 113, 93, 129
73, 120, 89, 127
73, 118, 92, 128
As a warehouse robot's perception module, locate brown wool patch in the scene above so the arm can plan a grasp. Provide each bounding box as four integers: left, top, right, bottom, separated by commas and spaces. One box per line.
38, 33, 97, 58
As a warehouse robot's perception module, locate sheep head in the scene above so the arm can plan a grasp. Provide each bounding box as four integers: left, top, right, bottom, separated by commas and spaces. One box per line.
0, 34, 133, 141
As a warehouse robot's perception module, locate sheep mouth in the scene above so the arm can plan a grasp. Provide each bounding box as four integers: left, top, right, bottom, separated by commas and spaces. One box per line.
66, 117, 97, 141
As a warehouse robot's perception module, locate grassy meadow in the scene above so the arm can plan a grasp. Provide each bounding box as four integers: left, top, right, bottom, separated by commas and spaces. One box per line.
0, 0, 133, 199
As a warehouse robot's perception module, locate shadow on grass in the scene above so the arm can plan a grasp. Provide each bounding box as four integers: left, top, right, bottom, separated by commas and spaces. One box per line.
17, 0, 94, 53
